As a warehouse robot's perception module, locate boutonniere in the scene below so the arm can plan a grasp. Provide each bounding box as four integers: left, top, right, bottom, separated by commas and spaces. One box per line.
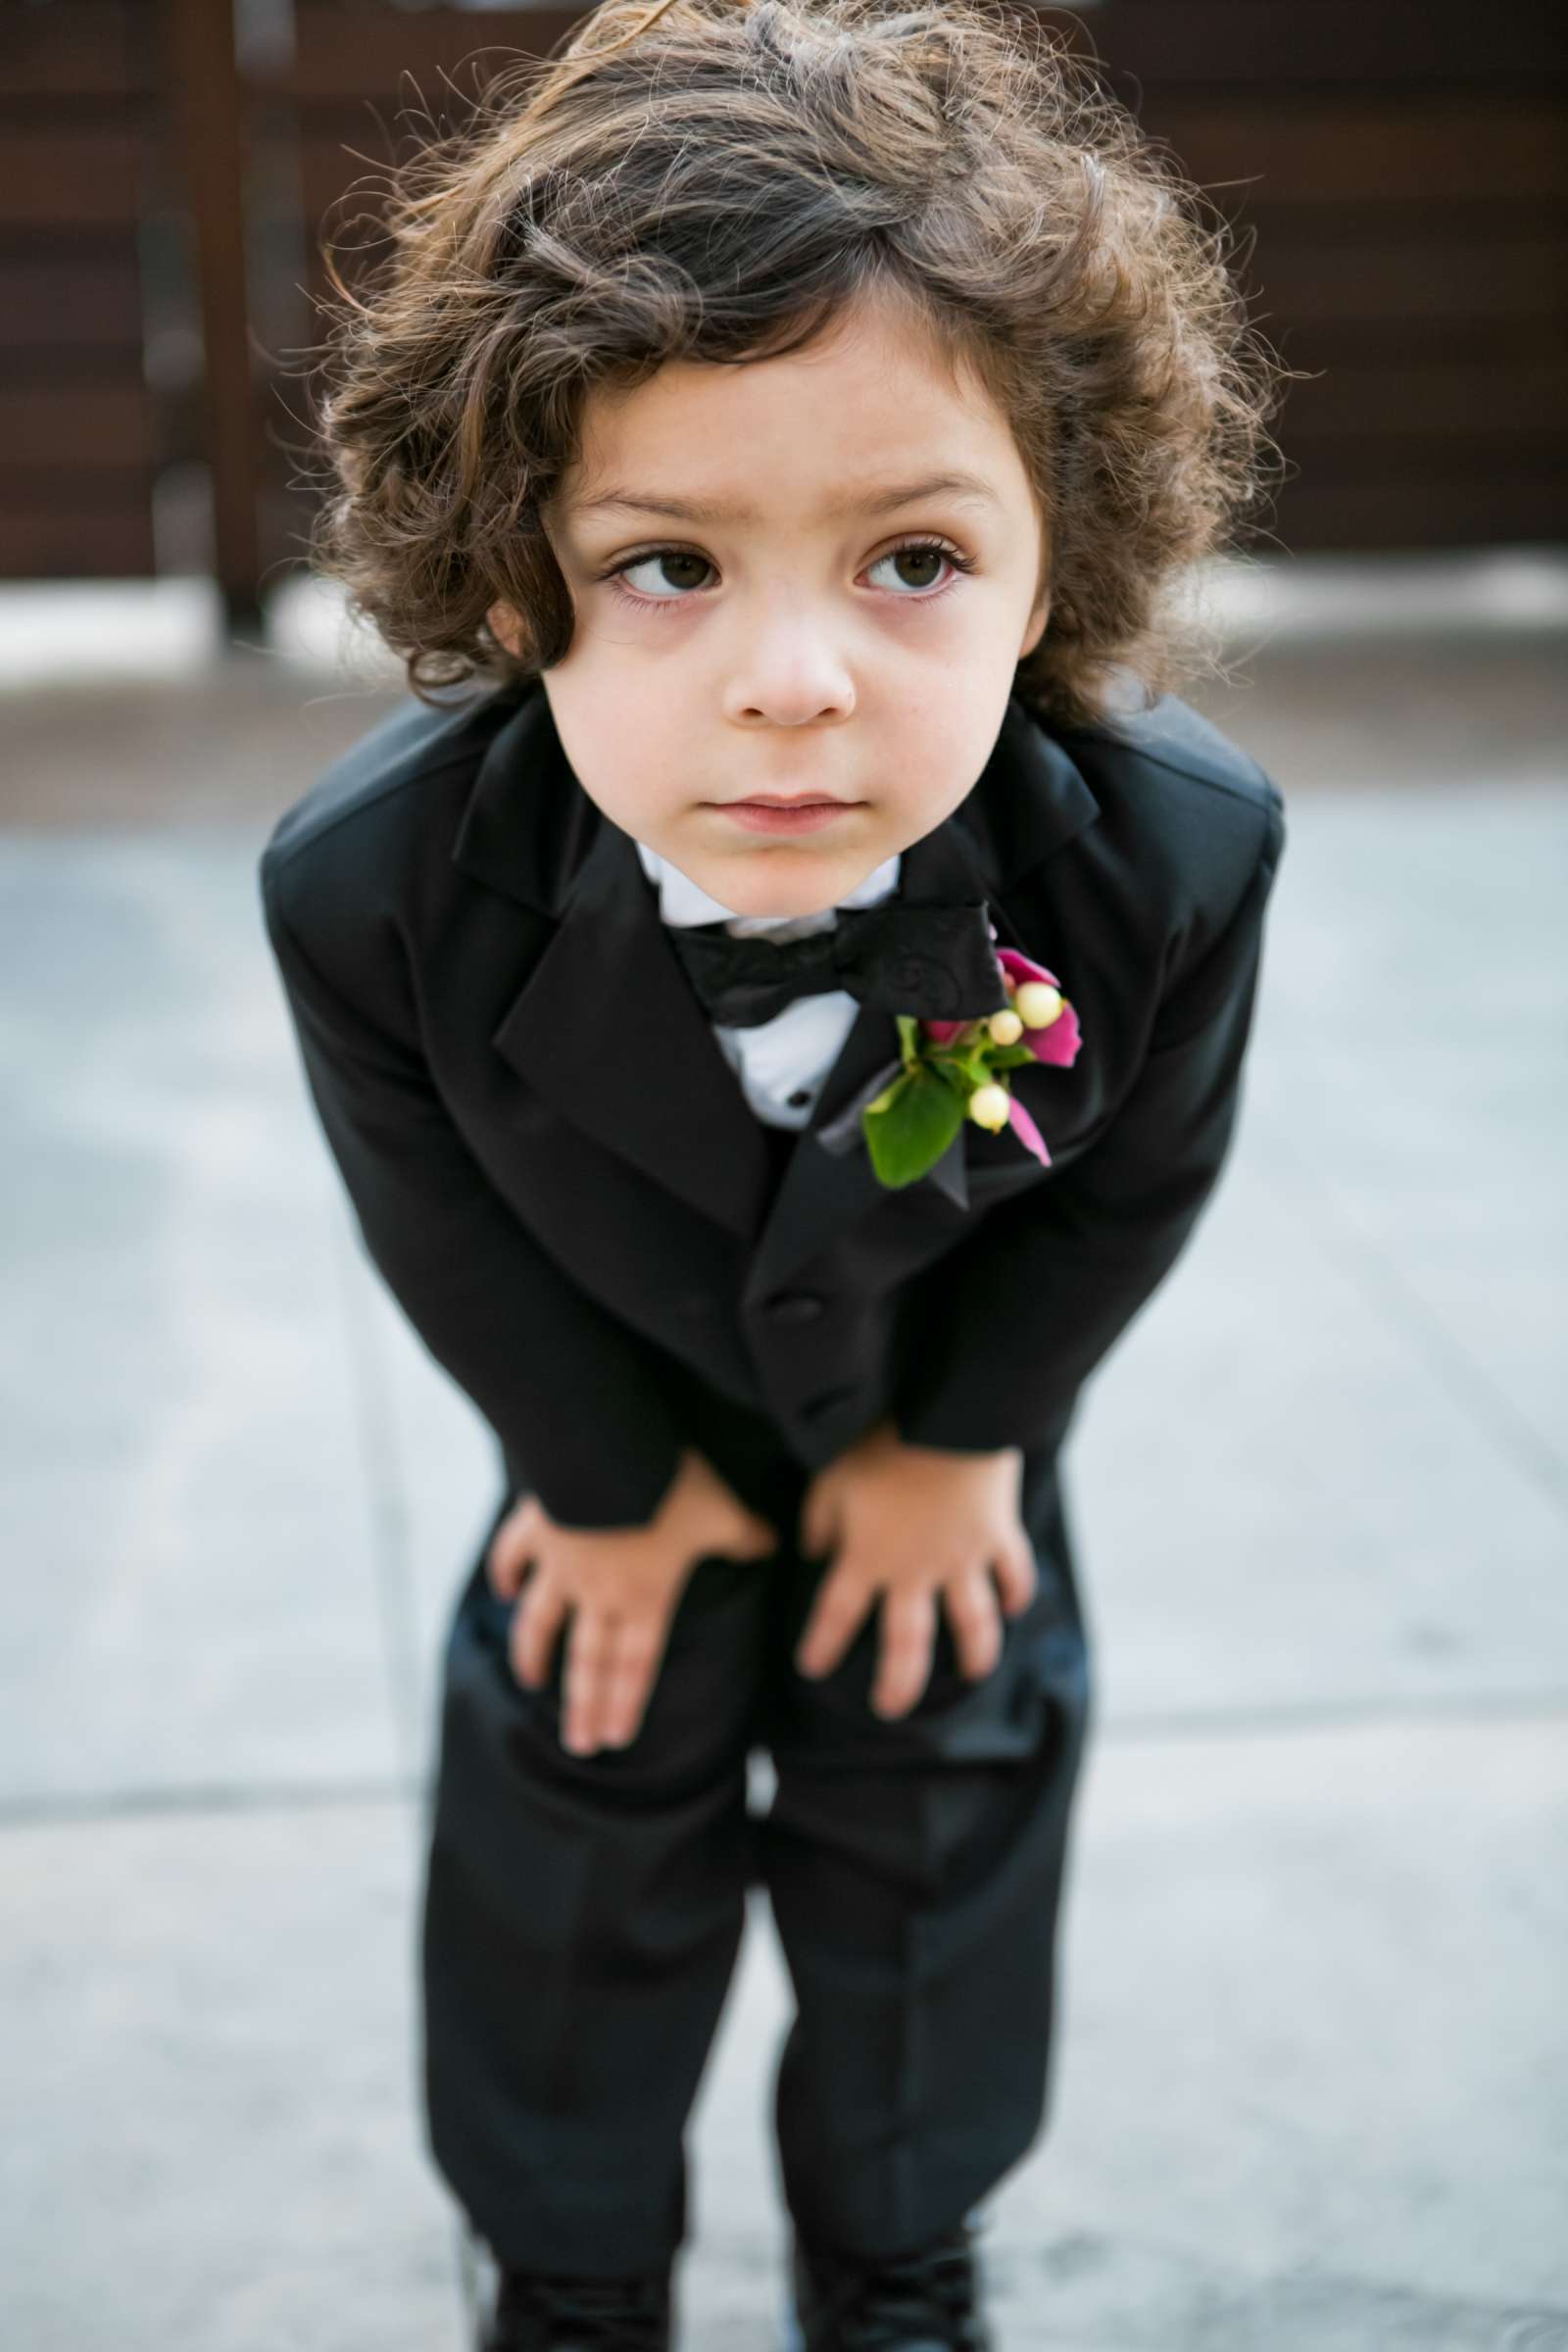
859, 947, 1081, 1189
815, 941, 1083, 1195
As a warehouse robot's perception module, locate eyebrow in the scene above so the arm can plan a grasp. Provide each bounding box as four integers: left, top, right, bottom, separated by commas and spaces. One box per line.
567, 470, 1004, 526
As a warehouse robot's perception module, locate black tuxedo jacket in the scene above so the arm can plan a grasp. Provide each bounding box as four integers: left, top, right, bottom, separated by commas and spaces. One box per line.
259, 681, 1286, 1529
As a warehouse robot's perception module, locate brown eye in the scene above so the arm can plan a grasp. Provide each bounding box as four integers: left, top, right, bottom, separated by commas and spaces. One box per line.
612, 549, 713, 601
650, 553, 710, 590
892, 546, 946, 590
866, 539, 974, 598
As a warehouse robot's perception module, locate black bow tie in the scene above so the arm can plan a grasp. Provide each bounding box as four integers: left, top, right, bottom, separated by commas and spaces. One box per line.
664, 900, 1010, 1029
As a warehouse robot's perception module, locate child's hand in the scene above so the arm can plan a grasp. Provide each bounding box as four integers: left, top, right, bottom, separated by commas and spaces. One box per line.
794, 1419, 1036, 1718
485, 1449, 779, 1754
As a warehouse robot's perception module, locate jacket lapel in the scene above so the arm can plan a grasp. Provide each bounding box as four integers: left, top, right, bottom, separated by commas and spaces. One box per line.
488, 797, 780, 1240
451, 685, 1100, 1285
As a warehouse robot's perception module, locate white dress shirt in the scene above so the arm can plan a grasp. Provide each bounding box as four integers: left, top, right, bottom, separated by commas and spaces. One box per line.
634, 839, 902, 1130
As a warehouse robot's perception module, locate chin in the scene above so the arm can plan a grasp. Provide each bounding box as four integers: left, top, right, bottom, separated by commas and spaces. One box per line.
723, 871, 845, 920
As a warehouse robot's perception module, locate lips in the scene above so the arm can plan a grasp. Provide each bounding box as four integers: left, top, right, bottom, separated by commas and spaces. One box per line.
719, 795, 858, 808
713, 799, 858, 833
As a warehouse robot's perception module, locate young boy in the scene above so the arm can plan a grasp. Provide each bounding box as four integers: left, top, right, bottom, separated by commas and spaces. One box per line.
260, 3, 1288, 2343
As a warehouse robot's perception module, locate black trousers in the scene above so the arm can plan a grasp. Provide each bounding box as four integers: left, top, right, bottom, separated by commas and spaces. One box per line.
421, 1102, 1092, 2276
417, 1367, 1094, 2280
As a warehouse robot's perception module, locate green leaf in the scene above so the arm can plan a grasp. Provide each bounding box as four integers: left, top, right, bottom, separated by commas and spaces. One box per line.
863, 1068, 912, 1118
982, 1043, 1037, 1071
895, 1013, 922, 1064
863, 1065, 965, 1187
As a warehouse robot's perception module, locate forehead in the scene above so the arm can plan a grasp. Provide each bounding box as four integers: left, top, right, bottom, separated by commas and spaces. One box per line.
567, 470, 1006, 530
556, 298, 1028, 525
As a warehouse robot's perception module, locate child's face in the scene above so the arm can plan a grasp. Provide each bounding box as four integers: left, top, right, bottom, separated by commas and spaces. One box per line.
489, 292, 1051, 920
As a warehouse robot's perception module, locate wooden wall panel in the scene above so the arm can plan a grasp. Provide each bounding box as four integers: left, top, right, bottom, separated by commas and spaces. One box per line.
3, 0, 1563, 591
1152, 99, 1567, 208
1283, 359, 1567, 443
253, 1, 1566, 564
0, 259, 145, 355
1038, 0, 1564, 84
0, 384, 154, 470
262, 6, 583, 102
0, 131, 148, 230
1243, 233, 1561, 339
5, 2, 159, 98
0, 0, 163, 581
1080, 9, 1567, 549
1273, 468, 1567, 552
0, 500, 157, 577
273, 0, 1567, 95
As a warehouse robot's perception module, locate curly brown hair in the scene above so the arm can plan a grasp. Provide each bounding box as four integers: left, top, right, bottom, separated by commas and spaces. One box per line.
302, 0, 1292, 731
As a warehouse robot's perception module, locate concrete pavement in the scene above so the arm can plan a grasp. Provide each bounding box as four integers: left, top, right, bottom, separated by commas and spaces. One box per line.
2, 559, 1564, 2349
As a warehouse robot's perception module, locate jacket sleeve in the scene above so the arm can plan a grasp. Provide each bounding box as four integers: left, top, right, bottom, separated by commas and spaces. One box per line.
892, 785, 1286, 1456
260, 851, 688, 1530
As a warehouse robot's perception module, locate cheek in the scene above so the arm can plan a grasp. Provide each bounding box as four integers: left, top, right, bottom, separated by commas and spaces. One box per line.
881, 694, 999, 794
543, 686, 689, 828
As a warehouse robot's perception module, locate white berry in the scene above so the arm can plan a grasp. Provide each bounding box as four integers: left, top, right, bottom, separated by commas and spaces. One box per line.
1015, 981, 1063, 1029
967, 1083, 1011, 1131
987, 1008, 1024, 1047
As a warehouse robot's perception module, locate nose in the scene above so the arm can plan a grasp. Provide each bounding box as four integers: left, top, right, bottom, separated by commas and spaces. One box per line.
724, 608, 856, 726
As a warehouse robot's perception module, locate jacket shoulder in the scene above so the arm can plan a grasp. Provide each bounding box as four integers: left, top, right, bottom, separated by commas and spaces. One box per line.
1055, 689, 1286, 927
261, 689, 498, 876
257, 686, 520, 952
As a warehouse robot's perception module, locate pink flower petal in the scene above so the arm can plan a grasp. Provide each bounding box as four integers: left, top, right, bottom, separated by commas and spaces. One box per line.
1006, 1091, 1052, 1165
921, 944, 1083, 1064
996, 947, 1060, 990
1023, 996, 1081, 1066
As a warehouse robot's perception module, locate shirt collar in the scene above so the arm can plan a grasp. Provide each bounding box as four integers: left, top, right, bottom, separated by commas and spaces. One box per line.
634, 838, 902, 932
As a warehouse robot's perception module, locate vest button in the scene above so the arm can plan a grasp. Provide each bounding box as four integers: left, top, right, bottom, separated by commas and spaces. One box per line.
766, 1292, 826, 1325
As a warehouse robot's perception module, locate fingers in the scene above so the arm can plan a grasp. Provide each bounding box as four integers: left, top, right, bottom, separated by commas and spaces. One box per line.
562, 1608, 675, 1756
798, 1549, 1025, 1714
795, 1566, 872, 1681
561, 1608, 611, 1756
510, 1566, 568, 1690
944, 1567, 1004, 1683
487, 1496, 540, 1600
510, 1576, 673, 1758
870, 1588, 938, 1719
992, 1535, 1039, 1618
592, 1614, 669, 1752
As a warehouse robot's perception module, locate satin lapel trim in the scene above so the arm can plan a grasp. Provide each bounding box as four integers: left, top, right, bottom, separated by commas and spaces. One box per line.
489, 809, 777, 1240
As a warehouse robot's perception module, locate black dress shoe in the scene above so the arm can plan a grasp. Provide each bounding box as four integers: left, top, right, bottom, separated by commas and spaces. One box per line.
481, 2261, 673, 2351
787, 2219, 993, 2351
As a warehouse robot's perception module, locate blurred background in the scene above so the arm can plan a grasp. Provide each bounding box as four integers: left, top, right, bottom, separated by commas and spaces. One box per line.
2, 4, 1565, 2348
